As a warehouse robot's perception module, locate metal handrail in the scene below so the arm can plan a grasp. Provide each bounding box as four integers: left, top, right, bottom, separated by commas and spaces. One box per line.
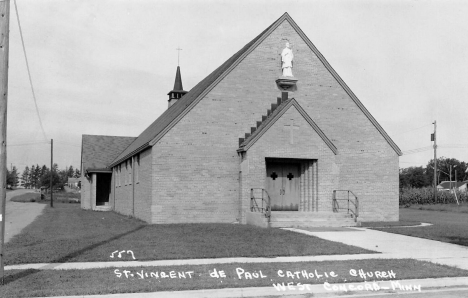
332, 190, 359, 222
250, 188, 271, 223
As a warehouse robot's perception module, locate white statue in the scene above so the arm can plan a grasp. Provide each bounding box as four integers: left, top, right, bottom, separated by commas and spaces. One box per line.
281, 42, 294, 77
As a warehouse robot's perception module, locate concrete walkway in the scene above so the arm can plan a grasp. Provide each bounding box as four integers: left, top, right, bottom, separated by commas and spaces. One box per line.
5, 189, 46, 243
286, 227, 468, 270
7, 226, 468, 297
34, 277, 468, 298
7, 226, 468, 271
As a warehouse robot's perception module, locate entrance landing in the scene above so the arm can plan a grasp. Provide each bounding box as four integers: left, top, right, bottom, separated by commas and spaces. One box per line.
246, 211, 358, 228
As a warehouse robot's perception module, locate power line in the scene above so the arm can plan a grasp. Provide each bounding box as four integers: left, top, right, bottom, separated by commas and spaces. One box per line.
402, 145, 433, 155
393, 124, 432, 137
439, 144, 468, 149
13, 0, 48, 141
7, 141, 50, 147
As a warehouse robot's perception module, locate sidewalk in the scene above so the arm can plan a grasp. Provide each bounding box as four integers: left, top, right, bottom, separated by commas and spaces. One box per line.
8, 227, 468, 297
7, 227, 468, 271
35, 277, 468, 298
5, 189, 45, 243
286, 227, 468, 270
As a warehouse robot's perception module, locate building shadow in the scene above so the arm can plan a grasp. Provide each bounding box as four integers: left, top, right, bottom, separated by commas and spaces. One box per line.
3, 225, 146, 285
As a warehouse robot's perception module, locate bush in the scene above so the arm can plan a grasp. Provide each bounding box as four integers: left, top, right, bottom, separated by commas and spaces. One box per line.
400, 187, 468, 206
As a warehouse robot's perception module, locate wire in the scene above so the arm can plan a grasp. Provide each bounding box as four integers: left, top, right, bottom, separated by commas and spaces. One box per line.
7, 141, 50, 147
401, 146, 433, 155
13, 0, 48, 141
439, 144, 468, 149
393, 124, 432, 137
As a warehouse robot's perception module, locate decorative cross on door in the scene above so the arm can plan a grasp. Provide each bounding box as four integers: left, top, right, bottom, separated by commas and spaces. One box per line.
270, 172, 278, 180
284, 119, 300, 144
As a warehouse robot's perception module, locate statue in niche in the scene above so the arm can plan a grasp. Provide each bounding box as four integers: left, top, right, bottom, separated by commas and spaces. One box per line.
281, 41, 294, 77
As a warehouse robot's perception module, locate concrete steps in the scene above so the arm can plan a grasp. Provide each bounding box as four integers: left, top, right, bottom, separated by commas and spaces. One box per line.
94, 205, 112, 212
269, 211, 357, 228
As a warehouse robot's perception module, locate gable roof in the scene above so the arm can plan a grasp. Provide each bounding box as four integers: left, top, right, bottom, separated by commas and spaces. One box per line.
109, 14, 282, 167
438, 181, 468, 189
81, 135, 137, 172
110, 12, 401, 167
238, 98, 337, 154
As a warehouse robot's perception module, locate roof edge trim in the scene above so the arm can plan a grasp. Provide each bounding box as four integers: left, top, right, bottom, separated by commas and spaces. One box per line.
109, 143, 150, 168
239, 99, 337, 155
148, 13, 291, 148
286, 16, 402, 156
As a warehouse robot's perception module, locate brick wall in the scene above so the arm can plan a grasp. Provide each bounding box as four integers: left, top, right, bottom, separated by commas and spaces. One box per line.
113, 160, 134, 217
133, 149, 152, 222
80, 174, 92, 209
241, 106, 337, 222
124, 18, 398, 223
112, 148, 153, 222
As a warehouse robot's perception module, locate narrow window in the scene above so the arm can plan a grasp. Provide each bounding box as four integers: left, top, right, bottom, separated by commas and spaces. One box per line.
118, 165, 121, 187
136, 155, 140, 183
129, 159, 132, 185
125, 161, 128, 185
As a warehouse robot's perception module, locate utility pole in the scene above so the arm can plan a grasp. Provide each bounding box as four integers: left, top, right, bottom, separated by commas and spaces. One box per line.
0, 0, 10, 285
50, 139, 53, 208
432, 121, 437, 202
450, 165, 452, 191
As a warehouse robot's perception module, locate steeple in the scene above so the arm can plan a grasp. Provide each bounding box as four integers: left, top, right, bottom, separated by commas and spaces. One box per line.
167, 66, 188, 108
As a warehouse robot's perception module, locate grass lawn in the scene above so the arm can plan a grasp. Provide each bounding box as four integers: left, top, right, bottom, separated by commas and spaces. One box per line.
10, 192, 80, 204
2, 259, 468, 297
372, 208, 468, 246
360, 220, 421, 228
10, 192, 41, 203
408, 202, 468, 213
5, 203, 375, 265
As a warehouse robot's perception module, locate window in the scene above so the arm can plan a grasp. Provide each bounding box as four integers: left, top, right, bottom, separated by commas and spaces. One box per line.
135, 155, 140, 183
128, 159, 132, 185
125, 161, 128, 185
118, 165, 121, 187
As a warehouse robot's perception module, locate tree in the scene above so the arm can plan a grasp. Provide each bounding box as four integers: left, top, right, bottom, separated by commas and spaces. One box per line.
40, 168, 61, 189
74, 168, 81, 178
67, 165, 74, 178
22, 166, 30, 188
399, 166, 429, 188
29, 165, 36, 188
426, 157, 466, 184
10, 166, 18, 187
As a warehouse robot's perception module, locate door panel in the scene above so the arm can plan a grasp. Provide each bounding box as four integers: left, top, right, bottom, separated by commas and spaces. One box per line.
283, 164, 299, 211
266, 162, 300, 211
266, 163, 283, 211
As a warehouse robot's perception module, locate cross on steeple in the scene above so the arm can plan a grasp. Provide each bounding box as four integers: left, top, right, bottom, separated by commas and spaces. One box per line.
176, 47, 182, 66
284, 119, 300, 144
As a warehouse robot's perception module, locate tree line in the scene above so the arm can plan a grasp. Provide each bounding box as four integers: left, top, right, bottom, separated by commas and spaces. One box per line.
400, 157, 467, 189
7, 164, 80, 189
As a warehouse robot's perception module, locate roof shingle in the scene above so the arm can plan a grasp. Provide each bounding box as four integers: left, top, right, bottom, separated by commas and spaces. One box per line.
82, 135, 137, 172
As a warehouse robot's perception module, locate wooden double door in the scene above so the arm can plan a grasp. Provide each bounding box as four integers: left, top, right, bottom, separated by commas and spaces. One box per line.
266, 162, 300, 211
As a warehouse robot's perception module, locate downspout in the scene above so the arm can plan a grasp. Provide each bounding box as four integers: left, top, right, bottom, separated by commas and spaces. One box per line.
132, 156, 135, 216
113, 167, 116, 211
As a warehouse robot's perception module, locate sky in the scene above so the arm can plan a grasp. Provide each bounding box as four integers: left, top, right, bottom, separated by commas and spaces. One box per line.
7, 0, 468, 172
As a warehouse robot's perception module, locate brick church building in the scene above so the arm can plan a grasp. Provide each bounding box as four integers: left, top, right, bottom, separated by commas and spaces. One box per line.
81, 13, 401, 227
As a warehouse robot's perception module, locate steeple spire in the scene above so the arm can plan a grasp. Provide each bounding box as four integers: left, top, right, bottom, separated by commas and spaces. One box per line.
173, 66, 184, 91
167, 66, 188, 108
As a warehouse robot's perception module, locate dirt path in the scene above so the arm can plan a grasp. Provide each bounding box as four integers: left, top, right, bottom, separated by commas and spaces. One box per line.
5, 189, 46, 243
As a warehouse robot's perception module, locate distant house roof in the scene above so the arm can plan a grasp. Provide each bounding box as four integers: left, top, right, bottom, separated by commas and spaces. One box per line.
109, 13, 401, 167
81, 135, 137, 173
67, 177, 80, 183
438, 181, 468, 189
